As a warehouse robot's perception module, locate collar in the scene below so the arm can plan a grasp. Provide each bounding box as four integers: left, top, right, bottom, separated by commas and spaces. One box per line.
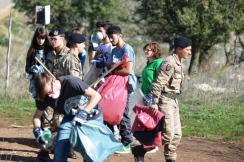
54, 46, 69, 56
173, 54, 181, 65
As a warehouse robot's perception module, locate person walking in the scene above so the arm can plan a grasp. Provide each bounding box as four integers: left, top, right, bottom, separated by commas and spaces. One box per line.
141, 42, 164, 95
150, 37, 192, 162
106, 25, 137, 153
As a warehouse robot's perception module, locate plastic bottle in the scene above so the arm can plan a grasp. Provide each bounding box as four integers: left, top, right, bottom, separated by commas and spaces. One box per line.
42, 128, 52, 151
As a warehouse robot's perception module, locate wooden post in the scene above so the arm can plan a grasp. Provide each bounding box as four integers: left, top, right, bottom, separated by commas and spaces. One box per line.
5, 9, 12, 94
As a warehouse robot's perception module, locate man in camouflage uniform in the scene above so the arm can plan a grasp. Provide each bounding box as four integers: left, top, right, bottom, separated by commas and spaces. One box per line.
150, 37, 192, 162
46, 29, 70, 77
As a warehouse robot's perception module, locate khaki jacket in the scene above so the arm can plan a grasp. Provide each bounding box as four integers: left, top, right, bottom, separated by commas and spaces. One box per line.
151, 54, 184, 104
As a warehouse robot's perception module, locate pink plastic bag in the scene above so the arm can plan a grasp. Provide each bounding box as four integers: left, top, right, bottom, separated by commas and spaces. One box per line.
132, 104, 164, 149
137, 111, 156, 131
98, 74, 128, 125
132, 104, 163, 131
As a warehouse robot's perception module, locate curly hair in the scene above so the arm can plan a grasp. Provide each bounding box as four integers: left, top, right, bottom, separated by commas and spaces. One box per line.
143, 42, 164, 59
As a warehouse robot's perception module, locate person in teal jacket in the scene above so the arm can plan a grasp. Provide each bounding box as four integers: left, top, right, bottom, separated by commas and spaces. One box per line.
141, 42, 164, 95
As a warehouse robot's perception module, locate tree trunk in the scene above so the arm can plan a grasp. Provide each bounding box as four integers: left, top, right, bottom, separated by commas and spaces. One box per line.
5, 9, 12, 94
188, 43, 200, 75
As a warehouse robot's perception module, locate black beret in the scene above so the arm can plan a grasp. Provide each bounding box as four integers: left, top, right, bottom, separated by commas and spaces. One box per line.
69, 33, 86, 43
174, 37, 192, 48
49, 28, 65, 37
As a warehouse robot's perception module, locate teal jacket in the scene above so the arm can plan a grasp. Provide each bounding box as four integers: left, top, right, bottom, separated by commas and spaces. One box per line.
141, 57, 164, 95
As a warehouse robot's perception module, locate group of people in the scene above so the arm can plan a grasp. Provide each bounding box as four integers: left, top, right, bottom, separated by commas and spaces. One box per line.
25, 20, 192, 162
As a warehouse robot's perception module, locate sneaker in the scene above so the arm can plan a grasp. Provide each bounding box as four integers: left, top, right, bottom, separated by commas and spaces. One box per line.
115, 144, 131, 154
147, 147, 159, 154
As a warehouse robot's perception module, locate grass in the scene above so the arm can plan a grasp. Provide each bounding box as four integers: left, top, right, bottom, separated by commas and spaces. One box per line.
0, 95, 243, 141
0, 10, 34, 97
181, 98, 244, 141
0, 97, 35, 126
0, 7, 243, 142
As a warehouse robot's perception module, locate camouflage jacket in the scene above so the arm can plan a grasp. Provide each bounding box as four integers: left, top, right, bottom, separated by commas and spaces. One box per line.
45, 46, 70, 77
150, 54, 184, 104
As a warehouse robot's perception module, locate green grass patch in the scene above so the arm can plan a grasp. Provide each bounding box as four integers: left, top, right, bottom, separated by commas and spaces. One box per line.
181, 99, 244, 141
0, 97, 35, 126
0, 96, 243, 141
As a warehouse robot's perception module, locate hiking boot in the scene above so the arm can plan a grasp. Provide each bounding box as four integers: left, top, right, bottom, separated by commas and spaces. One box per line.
115, 144, 131, 154
37, 149, 52, 162
166, 160, 176, 162
134, 156, 144, 162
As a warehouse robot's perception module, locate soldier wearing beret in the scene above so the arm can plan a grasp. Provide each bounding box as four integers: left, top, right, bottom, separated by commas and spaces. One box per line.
46, 28, 70, 77
65, 33, 86, 79
150, 37, 192, 162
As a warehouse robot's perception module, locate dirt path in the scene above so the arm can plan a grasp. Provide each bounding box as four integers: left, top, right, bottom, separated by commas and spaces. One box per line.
0, 127, 243, 162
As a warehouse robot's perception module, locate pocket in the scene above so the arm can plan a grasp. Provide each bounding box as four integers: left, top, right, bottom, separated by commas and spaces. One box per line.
128, 74, 137, 92
170, 71, 182, 89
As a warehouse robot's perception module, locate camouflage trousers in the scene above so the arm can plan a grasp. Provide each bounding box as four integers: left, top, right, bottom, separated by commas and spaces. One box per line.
158, 96, 182, 160
41, 106, 64, 132
41, 106, 64, 151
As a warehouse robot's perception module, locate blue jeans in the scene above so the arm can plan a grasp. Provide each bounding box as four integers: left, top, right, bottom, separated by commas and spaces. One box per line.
119, 92, 134, 145
54, 109, 103, 162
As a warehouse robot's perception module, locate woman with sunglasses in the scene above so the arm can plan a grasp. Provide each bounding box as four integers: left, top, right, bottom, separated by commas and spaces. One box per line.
141, 42, 165, 96
132, 42, 165, 162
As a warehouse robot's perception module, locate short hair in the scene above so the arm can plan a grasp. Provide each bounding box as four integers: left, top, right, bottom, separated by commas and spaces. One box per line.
34, 73, 52, 101
95, 21, 111, 31
143, 42, 164, 59
106, 25, 122, 36
71, 25, 85, 34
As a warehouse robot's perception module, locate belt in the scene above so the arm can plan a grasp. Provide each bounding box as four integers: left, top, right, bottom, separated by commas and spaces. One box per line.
162, 92, 180, 99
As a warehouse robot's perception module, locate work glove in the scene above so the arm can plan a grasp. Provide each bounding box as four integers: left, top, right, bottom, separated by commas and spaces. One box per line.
30, 65, 44, 75
143, 93, 153, 107
73, 109, 88, 125
33, 127, 46, 145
